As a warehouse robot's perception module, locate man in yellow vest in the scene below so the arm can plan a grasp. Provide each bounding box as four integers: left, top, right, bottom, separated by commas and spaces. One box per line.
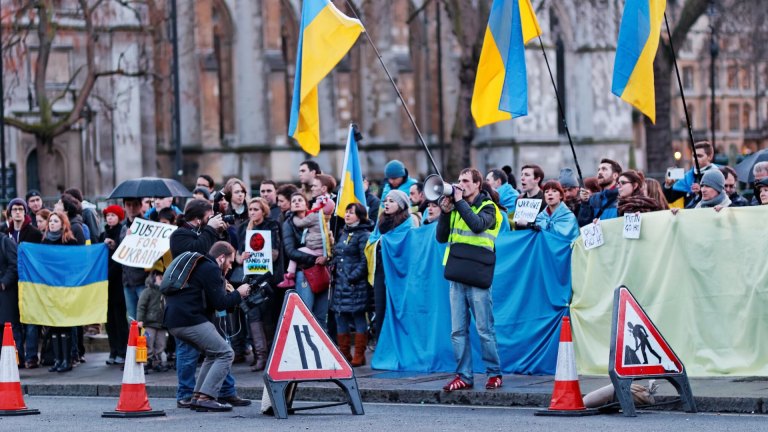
436, 168, 504, 392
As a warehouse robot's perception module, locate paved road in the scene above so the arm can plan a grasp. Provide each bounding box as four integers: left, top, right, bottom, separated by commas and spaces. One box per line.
3, 396, 765, 432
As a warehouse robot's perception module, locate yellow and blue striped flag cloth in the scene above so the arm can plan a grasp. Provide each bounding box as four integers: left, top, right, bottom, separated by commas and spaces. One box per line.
18, 243, 108, 326
611, 0, 666, 123
471, 0, 541, 127
335, 124, 368, 218
288, 0, 364, 155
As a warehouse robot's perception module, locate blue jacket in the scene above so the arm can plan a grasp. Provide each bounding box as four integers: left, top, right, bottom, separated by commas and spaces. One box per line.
380, 177, 418, 202
535, 202, 579, 240
577, 187, 619, 227
497, 183, 519, 213
672, 164, 719, 194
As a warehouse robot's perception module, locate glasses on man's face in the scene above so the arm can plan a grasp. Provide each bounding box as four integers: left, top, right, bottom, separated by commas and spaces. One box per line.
11, 208, 25, 212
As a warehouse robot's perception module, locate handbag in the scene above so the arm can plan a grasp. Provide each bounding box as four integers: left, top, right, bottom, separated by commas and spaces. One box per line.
443, 243, 496, 289
303, 264, 331, 294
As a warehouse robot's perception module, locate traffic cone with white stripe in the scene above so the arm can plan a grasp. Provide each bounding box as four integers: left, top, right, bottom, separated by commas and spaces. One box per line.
535, 316, 599, 416
102, 321, 165, 418
0, 322, 40, 416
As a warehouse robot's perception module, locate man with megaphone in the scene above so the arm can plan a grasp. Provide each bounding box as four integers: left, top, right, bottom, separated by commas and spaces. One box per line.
434, 168, 504, 393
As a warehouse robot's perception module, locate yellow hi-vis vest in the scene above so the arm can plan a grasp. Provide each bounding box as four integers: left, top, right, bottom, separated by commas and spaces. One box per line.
442, 199, 503, 265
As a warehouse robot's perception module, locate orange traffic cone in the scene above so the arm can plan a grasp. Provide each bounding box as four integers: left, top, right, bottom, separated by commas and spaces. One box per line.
0, 322, 40, 416
102, 321, 165, 418
535, 317, 599, 417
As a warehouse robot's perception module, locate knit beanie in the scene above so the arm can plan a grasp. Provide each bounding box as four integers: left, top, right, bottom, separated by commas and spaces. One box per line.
102, 204, 126, 222
387, 189, 409, 210
558, 168, 579, 188
6, 198, 28, 218
700, 168, 725, 193
384, 160, 407, 179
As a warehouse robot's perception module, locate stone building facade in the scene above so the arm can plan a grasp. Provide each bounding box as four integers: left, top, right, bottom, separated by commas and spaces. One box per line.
2, 0, 634, 198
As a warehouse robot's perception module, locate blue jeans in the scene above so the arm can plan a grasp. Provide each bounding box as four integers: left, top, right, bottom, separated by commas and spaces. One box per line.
449, 281, 501, 384
296, 271, 328, 331
336, 312, 367, 334
123, 285, 145, 322
24, 324, 39, 362
11, 323, 24, 362
175, 337, 237, 400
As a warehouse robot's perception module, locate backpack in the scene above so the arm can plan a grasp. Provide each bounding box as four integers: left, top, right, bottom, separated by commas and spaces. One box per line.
159, 251, 205, 295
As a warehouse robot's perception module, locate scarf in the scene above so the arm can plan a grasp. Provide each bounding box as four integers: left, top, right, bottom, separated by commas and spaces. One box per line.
700, 190, 726, 208
45, 230, 62, 243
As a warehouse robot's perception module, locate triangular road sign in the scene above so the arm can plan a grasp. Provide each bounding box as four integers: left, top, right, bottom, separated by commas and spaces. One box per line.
266, 292, 353, 381
611, 286, 684, 377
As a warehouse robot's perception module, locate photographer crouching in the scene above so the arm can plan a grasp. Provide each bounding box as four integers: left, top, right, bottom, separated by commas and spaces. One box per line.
164, 241, 251, 412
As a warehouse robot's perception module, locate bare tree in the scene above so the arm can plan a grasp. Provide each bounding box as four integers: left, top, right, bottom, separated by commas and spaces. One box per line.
1, 0, 164, 195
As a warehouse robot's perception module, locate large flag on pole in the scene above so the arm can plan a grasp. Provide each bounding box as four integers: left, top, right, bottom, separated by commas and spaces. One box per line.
471, 0, 542, 127
335, 124, 367, 218
18, 243, 108, 326
611, 0, 666, 123
288, 0, 364, 156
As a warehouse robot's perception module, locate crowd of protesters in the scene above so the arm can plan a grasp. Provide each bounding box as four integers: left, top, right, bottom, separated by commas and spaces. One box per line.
0, 140, 766, 408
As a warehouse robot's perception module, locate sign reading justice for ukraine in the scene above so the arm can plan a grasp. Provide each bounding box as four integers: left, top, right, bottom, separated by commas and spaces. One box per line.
113, 219, 177, 268
513, 198, 542, 224
244, 230, 273, 275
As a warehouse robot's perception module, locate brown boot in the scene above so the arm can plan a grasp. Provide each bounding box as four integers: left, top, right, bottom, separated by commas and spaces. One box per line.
249, 322, 268, 372
337, 333, 352, 362
351, 333, 367, 367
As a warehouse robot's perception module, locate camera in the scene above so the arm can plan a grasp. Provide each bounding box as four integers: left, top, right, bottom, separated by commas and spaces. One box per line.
211, 190, 236, 224
236, 272, 274, 315
221, 214, 236, 224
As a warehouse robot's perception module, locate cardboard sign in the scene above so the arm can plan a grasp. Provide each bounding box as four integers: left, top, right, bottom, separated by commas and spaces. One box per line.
580, 222, 604, 250
113, 219, 177, 268
513, 198, 542, 224
244, 230, 273, 275
623, 213, 642, 239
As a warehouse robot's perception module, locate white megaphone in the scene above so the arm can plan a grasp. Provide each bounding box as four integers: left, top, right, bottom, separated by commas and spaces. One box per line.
424, 174, 455, 202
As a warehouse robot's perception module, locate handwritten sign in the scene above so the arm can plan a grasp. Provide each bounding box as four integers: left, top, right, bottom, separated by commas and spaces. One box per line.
244, 230, 273, 275
513, 198, 542, 224
580, 222, 604, 250
623, 213, 642, 239
113, 219, 177, 268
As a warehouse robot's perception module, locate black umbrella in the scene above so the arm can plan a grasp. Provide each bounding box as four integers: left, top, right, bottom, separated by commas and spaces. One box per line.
107, 177, 192, 199
734, 148, 768, 184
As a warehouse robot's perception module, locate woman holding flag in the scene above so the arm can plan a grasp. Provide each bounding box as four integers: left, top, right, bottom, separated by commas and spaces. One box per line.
41, 211, 79, 373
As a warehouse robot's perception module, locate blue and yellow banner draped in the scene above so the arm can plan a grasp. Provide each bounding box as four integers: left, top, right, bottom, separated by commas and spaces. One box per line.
335, 124, 367, 218
288, 0, 364, 155
18, 243, 108, 326
471, 0, 541, 127
372, 224, 571, 375
611, 0, 666, 123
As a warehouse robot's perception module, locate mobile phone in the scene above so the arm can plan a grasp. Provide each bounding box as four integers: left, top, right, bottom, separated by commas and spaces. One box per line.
666, 168, 685, 180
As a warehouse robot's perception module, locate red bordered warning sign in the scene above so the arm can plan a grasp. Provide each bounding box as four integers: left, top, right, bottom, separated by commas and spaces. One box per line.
612, 287, 683, 377
266, 292, 353, 381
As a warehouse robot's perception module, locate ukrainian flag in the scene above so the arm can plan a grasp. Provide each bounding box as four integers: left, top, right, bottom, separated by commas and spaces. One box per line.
335, 124, 368, 218
18, 243, 108, 326
471, 0, 541, 127
288, 0, 364, 156
611, 0, 666, 123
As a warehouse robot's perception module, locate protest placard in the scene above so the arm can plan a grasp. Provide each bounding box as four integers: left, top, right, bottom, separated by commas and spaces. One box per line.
580, 222, 604, 250
623, 213, 642, 239
513, 198, 542, 224
113, 219, 177, 268
244, 230, 273, 275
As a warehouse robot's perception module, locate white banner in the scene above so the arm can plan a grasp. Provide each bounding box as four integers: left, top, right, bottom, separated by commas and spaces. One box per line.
244, 230, 274, 275
112, 219, 177, 268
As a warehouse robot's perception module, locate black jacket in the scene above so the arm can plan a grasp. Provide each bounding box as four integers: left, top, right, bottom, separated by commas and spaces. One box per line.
331, 222, 372, 313
282, 211, 318, 270
8, 216, 43, 245
0, 236, 19, 324
163, 255, 242, 328
436, 191, 497, 244
365, 191, 381, 226
170, 223, 219, 258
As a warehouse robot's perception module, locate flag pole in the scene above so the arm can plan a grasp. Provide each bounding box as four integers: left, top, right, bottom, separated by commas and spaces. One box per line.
536, 36, 584, 186
664, 13, 701, 182
343, 0, 442, 178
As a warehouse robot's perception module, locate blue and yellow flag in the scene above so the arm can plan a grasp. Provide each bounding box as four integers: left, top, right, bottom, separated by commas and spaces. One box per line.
18, 243, 108, 326
288, 0, 364, 155
611, 0, 666, 123
471, 0, 541, 127
335, 124, 368, 218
